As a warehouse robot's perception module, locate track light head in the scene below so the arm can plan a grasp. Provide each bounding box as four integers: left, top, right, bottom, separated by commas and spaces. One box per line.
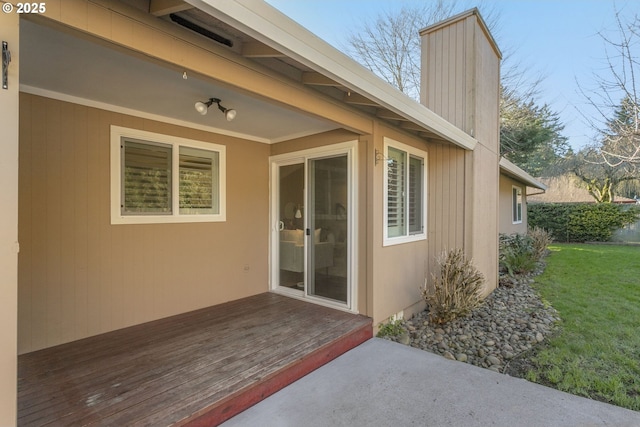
194, 100, 210, 115
195, 97, 236, 121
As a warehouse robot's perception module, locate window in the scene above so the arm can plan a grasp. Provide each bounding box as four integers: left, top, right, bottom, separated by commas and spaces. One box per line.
512, 186, 523, 224
384, 138, 426, 245
111, 126, 225, 224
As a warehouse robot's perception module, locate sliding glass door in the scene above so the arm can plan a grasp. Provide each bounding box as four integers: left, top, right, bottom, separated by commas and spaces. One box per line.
271, 146, 353, 309
276, 161, 305, 290
307, 155, 348, 304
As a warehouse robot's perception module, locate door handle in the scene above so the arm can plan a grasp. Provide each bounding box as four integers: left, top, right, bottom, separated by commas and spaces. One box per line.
278, 221, 285, 231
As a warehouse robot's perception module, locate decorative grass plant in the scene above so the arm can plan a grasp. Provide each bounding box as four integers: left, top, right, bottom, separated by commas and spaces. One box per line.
422, 249, 484, 324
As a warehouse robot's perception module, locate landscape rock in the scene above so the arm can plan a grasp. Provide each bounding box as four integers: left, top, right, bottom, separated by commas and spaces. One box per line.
398, 332, 411, 346
382, 271, 559, 374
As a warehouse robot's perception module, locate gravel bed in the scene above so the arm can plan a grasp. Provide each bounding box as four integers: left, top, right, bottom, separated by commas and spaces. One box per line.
384, 271, 560, 374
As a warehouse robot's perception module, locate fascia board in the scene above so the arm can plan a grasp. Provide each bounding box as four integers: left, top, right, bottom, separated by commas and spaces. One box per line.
186, 0, 478, 151
499, 157, 547, 191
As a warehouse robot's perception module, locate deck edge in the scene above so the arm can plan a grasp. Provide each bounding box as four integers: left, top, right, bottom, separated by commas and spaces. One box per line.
182, 320, 372, 427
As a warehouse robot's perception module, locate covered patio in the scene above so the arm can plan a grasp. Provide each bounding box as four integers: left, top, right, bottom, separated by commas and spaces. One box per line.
18, 293, 372, 426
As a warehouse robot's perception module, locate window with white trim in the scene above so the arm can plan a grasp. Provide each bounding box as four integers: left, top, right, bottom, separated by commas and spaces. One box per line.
384, 138, 427, 245
111, 126, 225, 224
512, 186, 523, 224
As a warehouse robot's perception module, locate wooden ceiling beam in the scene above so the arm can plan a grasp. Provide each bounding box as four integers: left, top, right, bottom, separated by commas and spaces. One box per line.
400, 122, 428, 132
302, 72, 341, 86
242, 42, 285, 58
343, 92, 378, 107
376, 109, 410, 121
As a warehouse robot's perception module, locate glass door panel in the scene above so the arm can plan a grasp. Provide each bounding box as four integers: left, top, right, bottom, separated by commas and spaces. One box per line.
277, 162, 305, 291
307, 155, 348, 304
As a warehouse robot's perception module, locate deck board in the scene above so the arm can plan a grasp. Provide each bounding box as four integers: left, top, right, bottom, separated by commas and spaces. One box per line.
18, 293, 372, 426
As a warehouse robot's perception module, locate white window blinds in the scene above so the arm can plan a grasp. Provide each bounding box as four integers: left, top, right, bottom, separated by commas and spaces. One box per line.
385, 141, 426, 244
179, 146, 219, 215
122, 140, 172, 214
387, 147, 406, 238
408, 155, 423, 234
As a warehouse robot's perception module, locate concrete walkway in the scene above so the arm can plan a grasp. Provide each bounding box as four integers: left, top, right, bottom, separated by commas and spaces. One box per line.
221, 338, 640, 427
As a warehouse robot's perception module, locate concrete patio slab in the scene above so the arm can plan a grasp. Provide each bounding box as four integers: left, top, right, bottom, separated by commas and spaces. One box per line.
221, 338, 640, 427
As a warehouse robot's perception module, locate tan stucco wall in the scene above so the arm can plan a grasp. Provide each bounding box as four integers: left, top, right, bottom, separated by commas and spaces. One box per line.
270, 129, 359, 156
499, 174, 528, 235
0, 5, 19, 425
18, 94, 270, 354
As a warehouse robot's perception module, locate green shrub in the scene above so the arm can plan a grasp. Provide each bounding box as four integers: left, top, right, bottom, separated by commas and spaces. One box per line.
502, 248, 537, 276
499, 233, 537, 276
376, 318, 404, 338
422, 249, 484, 324
529, 203, 640, 242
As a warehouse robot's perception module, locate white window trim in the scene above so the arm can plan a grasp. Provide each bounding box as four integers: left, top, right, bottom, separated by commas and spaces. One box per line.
512, 185, 523, 224
110, 125, 226, 224
383, 138, 427, 246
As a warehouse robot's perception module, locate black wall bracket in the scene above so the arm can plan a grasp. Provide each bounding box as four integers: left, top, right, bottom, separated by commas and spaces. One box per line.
2, 41, 11, 90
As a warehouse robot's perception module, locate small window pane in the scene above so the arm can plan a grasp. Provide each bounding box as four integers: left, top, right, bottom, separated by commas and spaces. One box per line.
179, 146, 219, 215
387, 147, 406, 238
122, 140, 171, 214
408, 155, 423, 234
512, 187, 522, 223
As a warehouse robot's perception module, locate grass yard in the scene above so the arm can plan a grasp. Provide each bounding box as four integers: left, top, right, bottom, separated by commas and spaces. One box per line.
527, 243, 640, 410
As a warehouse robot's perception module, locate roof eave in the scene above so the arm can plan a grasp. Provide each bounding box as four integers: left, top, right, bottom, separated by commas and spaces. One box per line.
499, 158, 547, 191
185, 0, 478, 151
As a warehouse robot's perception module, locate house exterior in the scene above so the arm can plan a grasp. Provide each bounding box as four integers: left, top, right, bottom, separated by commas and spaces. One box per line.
499, 158, 547, 235
0, 1, 502, 423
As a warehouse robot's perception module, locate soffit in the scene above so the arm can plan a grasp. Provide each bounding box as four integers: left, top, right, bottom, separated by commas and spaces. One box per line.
21, 0, 478, 148
19, 16, 337, 144
166, 0, 477, 149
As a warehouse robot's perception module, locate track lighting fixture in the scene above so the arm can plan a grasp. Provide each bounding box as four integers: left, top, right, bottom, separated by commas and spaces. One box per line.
194, 97, 237, 121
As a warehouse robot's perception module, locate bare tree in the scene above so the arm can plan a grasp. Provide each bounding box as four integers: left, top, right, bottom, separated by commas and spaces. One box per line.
345, 2, 567, 173
346, 1, 458, 101
567, 145, 637, 203
579, 10, 640, 171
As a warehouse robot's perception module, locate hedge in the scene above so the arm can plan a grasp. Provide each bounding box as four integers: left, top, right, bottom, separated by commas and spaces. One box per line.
528, 203, 640, 243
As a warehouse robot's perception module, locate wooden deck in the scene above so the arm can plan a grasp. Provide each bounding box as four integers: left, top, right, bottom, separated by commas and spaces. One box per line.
18, 293, 372, 426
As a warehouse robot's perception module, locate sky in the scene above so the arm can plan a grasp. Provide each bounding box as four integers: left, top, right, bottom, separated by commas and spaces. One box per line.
265, 0, 637, 151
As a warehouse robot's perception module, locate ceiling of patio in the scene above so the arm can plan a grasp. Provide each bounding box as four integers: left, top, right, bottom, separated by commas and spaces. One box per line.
19, 18, 340, 144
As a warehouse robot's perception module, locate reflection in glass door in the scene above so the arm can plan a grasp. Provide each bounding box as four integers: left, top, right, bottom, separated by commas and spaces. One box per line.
277, 162, 305, 291
307, 155, 348, 304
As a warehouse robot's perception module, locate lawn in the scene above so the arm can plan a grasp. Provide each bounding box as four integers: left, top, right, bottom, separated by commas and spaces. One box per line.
526, 243, 640, 410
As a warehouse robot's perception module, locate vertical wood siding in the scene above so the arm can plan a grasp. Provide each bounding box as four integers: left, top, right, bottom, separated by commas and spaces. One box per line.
428, 143, 466, 273
422, 12, 501, 293
18, 94, 270, 354
423, 18, 470, 132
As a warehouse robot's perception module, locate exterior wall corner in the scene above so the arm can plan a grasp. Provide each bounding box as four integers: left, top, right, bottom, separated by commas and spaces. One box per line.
0, 7, 19, 426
